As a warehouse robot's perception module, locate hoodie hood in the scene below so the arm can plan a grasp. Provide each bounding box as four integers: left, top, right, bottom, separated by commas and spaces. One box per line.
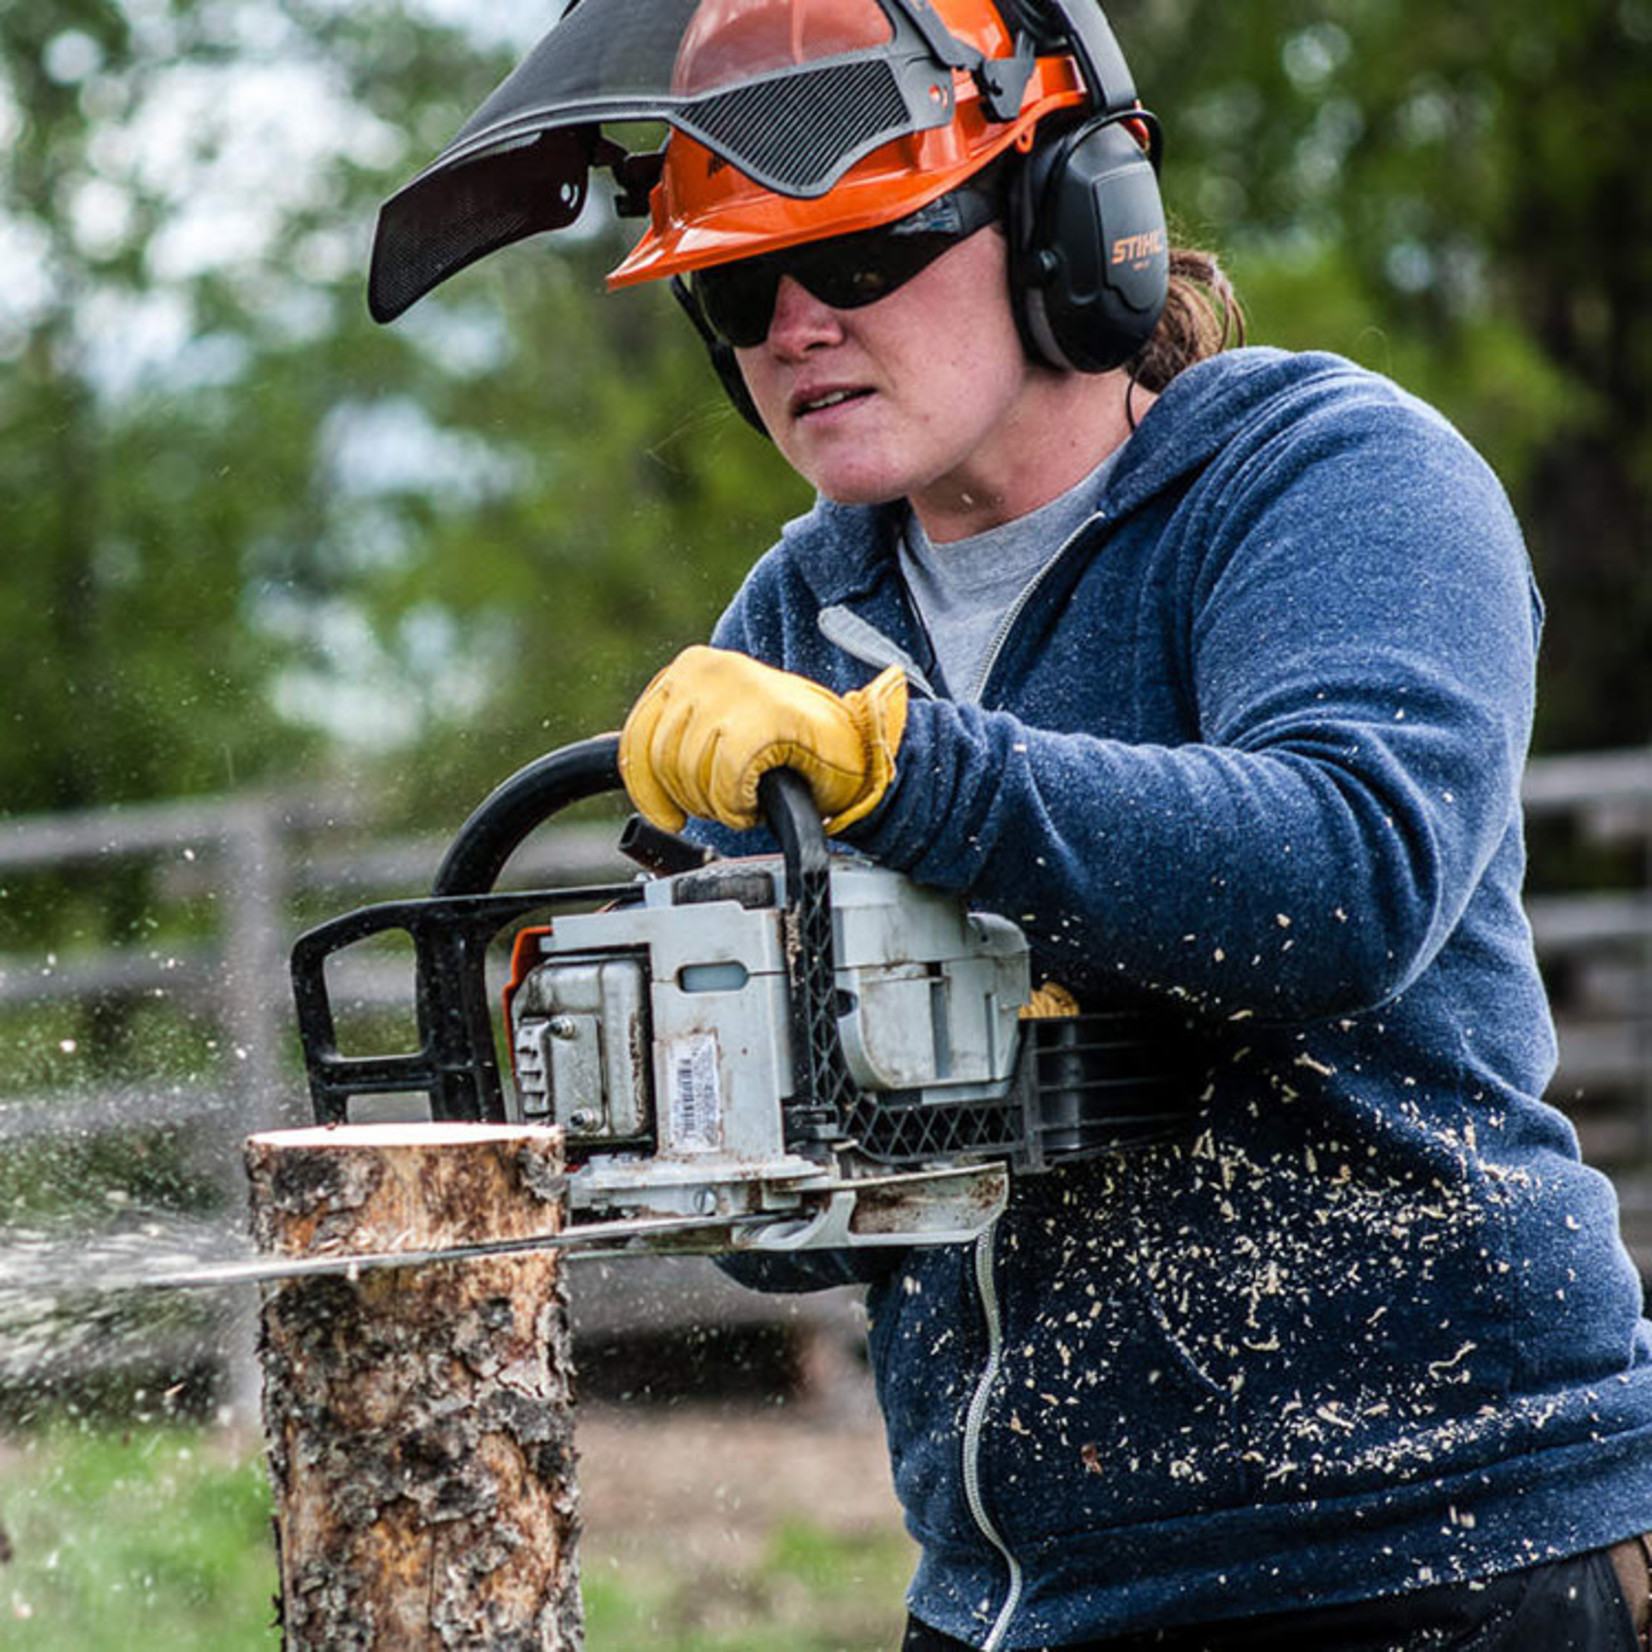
770, 348, 1402, 608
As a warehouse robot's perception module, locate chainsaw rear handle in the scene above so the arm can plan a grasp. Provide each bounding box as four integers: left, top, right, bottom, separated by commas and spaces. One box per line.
291, 735, 857, 1133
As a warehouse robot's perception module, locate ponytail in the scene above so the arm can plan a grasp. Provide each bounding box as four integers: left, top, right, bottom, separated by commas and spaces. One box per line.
1129, 245, 1246, 393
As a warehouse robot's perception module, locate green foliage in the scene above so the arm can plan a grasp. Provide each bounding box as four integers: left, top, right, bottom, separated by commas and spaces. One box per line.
1119, 0, 1652, 749
0, 5, 310, 816
0, 1122, 221, 1220
583, 1515, 913, 1651
0, 0, 1645, 842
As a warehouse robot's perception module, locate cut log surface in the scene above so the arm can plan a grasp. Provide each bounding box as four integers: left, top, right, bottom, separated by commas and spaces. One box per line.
247, 1123, 580, 1651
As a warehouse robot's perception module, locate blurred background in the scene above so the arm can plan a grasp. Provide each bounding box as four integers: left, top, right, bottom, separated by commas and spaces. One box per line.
0, 0, 1648, 1646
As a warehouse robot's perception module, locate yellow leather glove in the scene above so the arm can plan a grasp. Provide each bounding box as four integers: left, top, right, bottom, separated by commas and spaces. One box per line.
1020, 981, 1081, 1019
619, 646, 908, 834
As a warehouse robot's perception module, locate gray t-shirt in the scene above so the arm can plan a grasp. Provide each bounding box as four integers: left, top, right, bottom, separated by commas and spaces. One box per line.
897, 448, 1123, 703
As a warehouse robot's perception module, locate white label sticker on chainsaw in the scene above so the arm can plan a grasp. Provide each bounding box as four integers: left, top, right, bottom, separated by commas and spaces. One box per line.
666, 1033, 722, 1151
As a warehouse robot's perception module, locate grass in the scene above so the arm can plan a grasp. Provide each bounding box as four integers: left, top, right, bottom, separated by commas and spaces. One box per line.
0, 1422, 911, 1650
0, 1424, 281, 1649
584, 1519, 913, 1651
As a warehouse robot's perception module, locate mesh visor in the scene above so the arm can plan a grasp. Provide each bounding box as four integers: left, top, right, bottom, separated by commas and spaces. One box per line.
369, 0, 962, 321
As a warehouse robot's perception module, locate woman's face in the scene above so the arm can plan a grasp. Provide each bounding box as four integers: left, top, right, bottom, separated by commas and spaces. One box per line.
733, 226, 1064, 539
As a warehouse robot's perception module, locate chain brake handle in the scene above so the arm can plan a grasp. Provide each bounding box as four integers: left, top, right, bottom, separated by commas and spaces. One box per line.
291, 737, 859, 1140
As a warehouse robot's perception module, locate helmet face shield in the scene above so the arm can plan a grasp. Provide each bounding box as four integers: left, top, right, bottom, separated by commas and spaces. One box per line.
369, 0, 1016, 321
606, 44, 1086, 289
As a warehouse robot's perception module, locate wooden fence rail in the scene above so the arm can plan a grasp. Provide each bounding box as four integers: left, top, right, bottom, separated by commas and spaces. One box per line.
1521, 747, 1652, 1174
1, 746, 1648, 1414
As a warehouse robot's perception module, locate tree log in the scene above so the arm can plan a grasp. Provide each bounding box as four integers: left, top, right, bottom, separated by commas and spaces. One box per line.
247, 1123, 580, 1651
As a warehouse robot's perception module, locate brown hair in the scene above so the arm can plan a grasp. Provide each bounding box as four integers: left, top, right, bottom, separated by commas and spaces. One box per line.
1129, 245, 1247, 393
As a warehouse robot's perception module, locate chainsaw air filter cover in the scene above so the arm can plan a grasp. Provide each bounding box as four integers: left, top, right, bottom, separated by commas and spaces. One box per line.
508, 851, 1029, 1172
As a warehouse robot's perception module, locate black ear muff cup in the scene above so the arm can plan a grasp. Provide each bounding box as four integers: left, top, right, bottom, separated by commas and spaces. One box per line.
1011, 116, 1169, 374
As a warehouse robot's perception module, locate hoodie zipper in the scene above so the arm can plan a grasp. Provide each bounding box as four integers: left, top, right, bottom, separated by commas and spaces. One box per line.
962, 1221, 1021, 1651
956, 513, 1097, 1643
964, 509, 1107, 706
821, 512, 1108, 1648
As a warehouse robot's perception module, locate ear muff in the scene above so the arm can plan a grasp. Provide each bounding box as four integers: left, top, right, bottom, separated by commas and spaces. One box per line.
1009, 111, 1168, 373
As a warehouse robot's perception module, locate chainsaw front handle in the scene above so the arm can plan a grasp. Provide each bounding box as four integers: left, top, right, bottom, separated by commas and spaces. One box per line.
433, 734, 625, 897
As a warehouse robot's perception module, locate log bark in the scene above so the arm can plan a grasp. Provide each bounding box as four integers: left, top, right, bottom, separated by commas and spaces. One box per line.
247, 1123, 580, 1651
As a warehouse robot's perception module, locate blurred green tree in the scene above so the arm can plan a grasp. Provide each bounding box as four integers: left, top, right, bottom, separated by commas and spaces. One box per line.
1118, 0, 1651, 750
0, 0, 806, 840
1, 0, 1644, 855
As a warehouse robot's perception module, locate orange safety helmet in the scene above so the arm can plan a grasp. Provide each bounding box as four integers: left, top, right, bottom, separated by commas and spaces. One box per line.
605, 0, 1088, 289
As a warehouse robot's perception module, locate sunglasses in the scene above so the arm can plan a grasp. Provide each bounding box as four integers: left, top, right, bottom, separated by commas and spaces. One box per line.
688, 185, 1001, 349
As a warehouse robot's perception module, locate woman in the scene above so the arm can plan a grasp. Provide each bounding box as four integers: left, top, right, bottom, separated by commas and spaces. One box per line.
369, 0, 1652, 1644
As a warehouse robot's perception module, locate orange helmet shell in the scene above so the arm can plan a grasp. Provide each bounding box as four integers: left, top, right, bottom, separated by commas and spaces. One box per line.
607, 0, 1088, 288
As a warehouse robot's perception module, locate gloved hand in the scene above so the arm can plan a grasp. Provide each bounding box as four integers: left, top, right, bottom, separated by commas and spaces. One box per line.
619, 646, 908, 834
1021, 981, 1080, 1019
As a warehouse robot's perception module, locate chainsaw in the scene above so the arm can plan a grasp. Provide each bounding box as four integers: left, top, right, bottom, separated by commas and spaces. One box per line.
288, 735, 1200, 1259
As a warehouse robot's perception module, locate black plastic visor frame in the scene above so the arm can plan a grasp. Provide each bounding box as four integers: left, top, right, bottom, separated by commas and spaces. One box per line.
367, 0, 1146, 324
690, 184, 1001, 347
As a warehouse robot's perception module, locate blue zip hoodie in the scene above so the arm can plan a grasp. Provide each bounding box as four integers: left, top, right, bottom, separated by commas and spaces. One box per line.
707, 348, 1652, 1646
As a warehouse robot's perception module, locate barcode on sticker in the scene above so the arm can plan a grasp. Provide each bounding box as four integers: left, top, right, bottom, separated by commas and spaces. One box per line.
667, 1033, 722, 1151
